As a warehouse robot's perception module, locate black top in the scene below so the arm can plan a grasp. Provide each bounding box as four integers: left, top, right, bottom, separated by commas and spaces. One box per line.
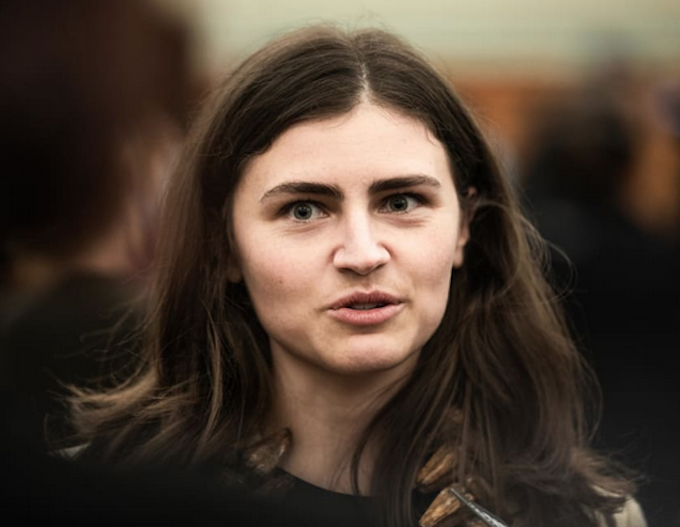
283, 473, 436, 527
285, 476, 379, 526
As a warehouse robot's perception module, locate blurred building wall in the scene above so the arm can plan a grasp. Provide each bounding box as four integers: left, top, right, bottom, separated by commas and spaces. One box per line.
164, 0, 680, 78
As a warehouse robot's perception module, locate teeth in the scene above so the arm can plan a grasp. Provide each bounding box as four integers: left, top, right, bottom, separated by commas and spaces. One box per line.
349, 303, 384, 310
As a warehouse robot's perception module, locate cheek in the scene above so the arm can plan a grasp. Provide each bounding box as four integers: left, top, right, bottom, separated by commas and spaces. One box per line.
239, 258, 294, 336
242, 252, 291, 295
416, 233, 460, 284
238, 241, 313, 312
424, 257, 455, 310
410, 236, 458, 318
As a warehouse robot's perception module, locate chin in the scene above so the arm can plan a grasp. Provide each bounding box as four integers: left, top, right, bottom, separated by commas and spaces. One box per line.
327, 347, 420, 378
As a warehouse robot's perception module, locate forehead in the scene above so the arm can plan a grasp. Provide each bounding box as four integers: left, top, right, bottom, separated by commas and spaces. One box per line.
239, 103, 454, 190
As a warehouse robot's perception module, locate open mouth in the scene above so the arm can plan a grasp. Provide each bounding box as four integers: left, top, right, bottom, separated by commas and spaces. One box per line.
347, 303, 386, 310
331, 291, 400, 311
328, 291, 403, 325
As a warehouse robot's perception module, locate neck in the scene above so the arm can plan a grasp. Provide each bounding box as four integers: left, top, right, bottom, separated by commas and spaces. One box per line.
266, 354, 416, 494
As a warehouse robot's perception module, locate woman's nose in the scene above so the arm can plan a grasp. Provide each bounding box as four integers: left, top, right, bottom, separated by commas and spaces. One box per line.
332, 215, 390, 275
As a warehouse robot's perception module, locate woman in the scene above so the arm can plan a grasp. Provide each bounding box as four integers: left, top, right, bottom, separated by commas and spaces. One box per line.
70, 26, 645, 527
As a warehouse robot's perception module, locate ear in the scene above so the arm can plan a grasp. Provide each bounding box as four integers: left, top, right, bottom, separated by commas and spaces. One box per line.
452, 187, 477, 269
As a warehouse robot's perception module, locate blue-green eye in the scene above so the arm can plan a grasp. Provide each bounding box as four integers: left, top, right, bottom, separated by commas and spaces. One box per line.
285, 201, 324, 221
383, 194, 421, 213
292, 203, 313, 220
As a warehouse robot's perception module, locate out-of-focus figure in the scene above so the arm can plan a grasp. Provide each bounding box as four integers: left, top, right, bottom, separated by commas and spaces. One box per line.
520, 73, 680, 527
0, 0, 192, 450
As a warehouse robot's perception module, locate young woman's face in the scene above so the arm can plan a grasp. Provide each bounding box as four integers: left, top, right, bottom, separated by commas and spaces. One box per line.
231, 102, 469, 383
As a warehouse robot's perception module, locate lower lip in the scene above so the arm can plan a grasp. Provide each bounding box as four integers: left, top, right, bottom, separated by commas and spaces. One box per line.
328, 303, 404, 326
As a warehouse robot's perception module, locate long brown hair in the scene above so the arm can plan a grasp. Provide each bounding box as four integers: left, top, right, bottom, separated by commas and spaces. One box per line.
71, 26, 634, 526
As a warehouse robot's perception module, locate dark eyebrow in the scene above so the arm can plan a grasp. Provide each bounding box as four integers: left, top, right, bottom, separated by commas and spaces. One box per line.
259, 175, 441, 203
368, 175, 442, 194
260, 181, 344, 203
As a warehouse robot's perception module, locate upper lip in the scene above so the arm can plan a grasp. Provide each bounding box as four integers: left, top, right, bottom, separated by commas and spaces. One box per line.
329, 291, 402, 310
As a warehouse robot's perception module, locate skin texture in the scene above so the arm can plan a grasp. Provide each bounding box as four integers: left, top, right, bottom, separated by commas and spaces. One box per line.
232, 101, 470, 394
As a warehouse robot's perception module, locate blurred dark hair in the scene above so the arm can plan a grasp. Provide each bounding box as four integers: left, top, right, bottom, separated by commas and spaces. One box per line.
0, 0, 191, 277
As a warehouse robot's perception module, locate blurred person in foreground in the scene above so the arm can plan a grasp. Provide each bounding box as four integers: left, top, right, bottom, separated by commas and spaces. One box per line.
0, 0, 191, 450
68, 25, 646, 527
520, 76, 680, 527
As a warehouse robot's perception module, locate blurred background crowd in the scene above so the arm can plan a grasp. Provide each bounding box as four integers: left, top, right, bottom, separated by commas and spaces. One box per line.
1, 1, 678, 526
